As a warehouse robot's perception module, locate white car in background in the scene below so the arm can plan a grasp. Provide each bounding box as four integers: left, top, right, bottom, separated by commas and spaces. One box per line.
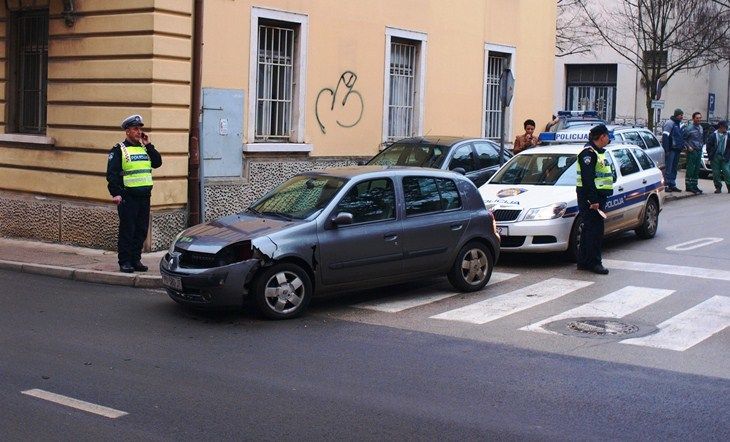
479, 143, 665, 260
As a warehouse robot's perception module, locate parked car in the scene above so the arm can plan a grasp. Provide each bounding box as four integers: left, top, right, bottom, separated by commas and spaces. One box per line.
161, 166, 501, 319
366, 136, 512, 187
479, 142, 665, 260
545, 110, 606, 133
539, 125, 665, 170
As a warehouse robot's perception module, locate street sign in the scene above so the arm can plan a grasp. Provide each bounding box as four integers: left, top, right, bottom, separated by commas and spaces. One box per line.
651, 100, 665, 109
499, 69, 515, 107
708, 93, 716, 118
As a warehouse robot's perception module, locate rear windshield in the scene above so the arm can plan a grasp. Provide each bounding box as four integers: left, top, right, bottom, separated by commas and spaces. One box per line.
490, 154, 578, 186
367, 143, 449, 168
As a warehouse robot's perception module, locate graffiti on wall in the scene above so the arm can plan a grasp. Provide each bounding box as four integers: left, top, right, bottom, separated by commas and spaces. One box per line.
315, 71, 364, 134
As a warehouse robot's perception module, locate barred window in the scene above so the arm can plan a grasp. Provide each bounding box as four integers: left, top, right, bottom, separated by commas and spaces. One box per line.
255, 22, 295, 142
10, 9, 49, 134
484, 52, 511, 140
388, 39, 417, 141
643, 50, 668, 70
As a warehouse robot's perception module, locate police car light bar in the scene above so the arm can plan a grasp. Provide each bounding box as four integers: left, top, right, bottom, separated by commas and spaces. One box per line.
557, 110, 601, 118
538, 130, 615, 143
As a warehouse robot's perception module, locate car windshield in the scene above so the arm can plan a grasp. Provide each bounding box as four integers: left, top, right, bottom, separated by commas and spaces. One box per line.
367, 142, 449, 168
489, 153, 578, 186
249, 175, 347, 220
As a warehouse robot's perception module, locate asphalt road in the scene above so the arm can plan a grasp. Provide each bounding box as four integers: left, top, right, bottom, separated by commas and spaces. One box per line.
1, 193, 729, 440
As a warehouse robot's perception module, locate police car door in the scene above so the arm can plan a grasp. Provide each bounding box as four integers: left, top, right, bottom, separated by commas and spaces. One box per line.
606, 148, 644, 233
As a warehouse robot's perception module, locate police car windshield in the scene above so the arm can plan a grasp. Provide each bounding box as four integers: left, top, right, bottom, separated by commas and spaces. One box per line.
490, 154, 578, 186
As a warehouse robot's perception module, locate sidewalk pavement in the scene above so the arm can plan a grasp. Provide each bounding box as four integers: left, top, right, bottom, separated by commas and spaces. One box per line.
0, 171, 723, 289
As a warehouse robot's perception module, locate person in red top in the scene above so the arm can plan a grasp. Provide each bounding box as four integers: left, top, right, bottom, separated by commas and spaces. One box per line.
513, 119, 539, 154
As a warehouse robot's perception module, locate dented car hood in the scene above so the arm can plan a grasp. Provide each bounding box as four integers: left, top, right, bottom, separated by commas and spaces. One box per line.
171, 213, 299, 254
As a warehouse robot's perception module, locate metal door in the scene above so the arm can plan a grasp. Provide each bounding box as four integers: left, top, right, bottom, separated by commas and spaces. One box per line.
201, 88, 244, 178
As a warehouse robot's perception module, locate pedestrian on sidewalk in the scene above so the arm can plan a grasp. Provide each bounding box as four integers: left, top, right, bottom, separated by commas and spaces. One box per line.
576, 124, 613, 275
706, 120, 730, 193
662, 108, 684, 193
682, 112, 705, 195
106, 115, 163, 273
513, 119, 539, 154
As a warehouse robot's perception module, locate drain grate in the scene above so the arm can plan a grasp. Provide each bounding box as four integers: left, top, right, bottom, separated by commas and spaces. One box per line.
543, 317, 658, 339
567, 319, 638, 336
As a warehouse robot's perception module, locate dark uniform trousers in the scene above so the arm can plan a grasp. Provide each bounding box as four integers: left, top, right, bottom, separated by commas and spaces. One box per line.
117, 193, 150, 265
577, 198, 605, 268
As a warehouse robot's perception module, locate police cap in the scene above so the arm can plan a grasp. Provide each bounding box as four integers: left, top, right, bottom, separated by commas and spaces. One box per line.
121, 114, 144, 129
589, 124, 609, 140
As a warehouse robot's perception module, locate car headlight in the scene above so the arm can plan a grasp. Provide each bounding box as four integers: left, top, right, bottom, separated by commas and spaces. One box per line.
523, 202, 568, 221
215, 241, 254, 266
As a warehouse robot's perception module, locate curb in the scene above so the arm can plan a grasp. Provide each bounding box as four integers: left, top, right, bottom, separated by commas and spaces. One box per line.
0, 259, 162, 289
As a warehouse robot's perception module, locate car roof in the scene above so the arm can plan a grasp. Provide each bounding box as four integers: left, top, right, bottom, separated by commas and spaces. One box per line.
388, 136, 484, 147
302, 165, 468, 180
516, 143, 645, 155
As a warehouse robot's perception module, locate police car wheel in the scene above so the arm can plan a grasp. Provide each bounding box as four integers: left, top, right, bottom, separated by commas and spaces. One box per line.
448, 241, 493, 292
636, 198, 659, 239
253, 263, 312, 320
566, 215, 583, 262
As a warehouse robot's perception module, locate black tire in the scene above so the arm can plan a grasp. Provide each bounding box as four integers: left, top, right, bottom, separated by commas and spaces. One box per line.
565, 214, 583, 262
636, 197, 659, 239
253, 263, 312, 320
447, 241, 493, 292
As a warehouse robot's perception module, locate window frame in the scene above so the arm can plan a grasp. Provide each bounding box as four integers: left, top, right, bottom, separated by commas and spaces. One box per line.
7, 8, 49, 136
332, 178, 397, 226
382, 27, 427, 143
402, 175, 462, 217
482, 43, 516, 141
612, 148, 641, 177
245, 7, 310, 152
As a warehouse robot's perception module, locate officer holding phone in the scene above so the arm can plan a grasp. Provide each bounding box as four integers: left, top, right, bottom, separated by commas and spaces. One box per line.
106, 114, 162, 273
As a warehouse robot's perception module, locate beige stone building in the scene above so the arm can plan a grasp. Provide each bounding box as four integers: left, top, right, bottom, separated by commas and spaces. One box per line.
0, 0, 556, 251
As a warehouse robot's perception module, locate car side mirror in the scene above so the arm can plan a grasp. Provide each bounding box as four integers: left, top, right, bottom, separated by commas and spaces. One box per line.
330, 212, 354, 227
452, 167, 466, 175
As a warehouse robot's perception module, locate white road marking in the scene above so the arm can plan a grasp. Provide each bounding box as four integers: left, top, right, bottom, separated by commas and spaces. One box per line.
354, 271, 518, 313
22, 389, 128, 419
603, 259, 730, 282
666, 237, 724, 251
520, 286, 675, 334
620, 296, 730, 351
430, 278, 593, 324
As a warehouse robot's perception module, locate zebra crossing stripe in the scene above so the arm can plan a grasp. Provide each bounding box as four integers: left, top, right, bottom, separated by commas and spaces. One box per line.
430, 278, 593, 325
520, 286, 675, 334
620, 296, 730, 351
354, 271, 518, 313
603, 259, 730, 282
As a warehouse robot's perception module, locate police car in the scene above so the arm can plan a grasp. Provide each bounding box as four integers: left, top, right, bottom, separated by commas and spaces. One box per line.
540, 124, 665, 170
479, 142, 665, 259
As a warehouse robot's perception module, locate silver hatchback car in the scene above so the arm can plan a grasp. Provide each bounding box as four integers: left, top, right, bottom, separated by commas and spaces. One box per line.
160, 166, 500, 319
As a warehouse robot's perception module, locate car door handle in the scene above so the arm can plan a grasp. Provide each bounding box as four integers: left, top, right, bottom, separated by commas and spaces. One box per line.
642, 179, 647, 184
618, 186, 624, 191
450, 223, 463, 231
383, 233, 398, 241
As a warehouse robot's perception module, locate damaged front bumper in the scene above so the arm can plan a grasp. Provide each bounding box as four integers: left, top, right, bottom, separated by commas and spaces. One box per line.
159, 252, 261, 307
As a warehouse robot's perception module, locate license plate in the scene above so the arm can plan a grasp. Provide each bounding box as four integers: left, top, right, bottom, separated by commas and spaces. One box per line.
496, 225, 509, 236
162, 273, 183, 291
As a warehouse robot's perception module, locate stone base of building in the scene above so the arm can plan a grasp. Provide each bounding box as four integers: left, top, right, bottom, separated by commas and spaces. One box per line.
0, 191, 186, 252
203, 155, 364, 220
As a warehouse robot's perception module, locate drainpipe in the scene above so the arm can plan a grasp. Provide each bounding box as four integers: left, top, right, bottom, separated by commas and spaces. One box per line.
188, 0, 203, 226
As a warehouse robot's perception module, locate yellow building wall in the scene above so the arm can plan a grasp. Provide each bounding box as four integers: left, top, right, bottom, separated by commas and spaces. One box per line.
0, 0, 192, 208
201, 0, 556, 157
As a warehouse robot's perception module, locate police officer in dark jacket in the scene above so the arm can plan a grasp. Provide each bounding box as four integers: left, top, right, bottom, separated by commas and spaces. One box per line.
576, 124, 614, 275
107, 115, 162, 273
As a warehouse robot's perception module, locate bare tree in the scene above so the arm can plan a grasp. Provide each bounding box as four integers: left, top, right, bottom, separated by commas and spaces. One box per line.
556, 0, 599, 56
577, 0, 730, 129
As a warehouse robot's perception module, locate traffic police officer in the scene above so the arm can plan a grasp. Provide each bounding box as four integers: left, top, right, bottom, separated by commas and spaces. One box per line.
576, 124, 614, 275
106, 115, 162, 273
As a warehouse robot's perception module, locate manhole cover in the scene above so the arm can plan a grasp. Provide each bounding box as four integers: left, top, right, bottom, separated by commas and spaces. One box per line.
567, 319, 638, 336
543, 317, 658, 339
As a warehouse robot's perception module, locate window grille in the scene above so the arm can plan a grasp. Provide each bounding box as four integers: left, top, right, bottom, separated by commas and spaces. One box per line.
388, 40, 417, 141
256, 23, 294, 141
484, 53, 509, 140
13, 10, 48, 134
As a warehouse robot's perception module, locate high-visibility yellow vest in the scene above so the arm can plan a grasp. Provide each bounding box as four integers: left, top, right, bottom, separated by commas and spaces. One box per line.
576, 146, 613, 191
119, 143, 153, 188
